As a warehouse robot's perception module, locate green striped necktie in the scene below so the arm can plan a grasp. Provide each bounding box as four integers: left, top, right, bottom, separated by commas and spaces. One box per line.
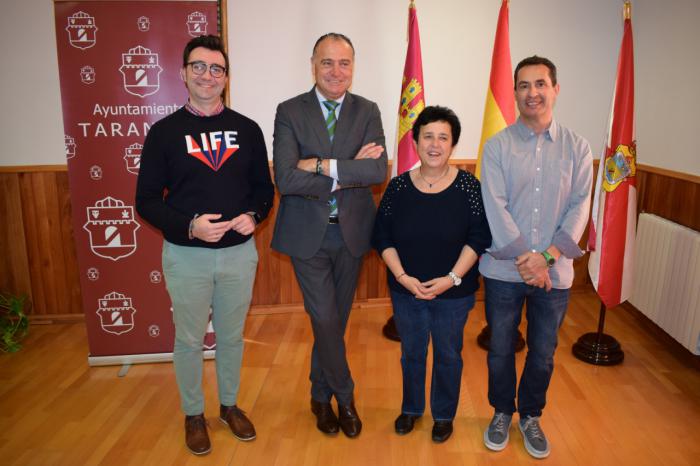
323, 100, 339, 140
323, 100, 339, 218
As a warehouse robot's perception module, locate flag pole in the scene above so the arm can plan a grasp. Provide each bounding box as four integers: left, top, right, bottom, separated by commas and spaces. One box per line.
573, 0, 632, 366
383, 0, 425, 342
475, 0, 524, 353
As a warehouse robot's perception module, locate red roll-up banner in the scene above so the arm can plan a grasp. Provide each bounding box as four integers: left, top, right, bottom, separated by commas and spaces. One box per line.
54, 1, 220, 365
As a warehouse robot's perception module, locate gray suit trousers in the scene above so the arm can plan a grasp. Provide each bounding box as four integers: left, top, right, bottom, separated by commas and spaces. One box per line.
291, 224, 362, 406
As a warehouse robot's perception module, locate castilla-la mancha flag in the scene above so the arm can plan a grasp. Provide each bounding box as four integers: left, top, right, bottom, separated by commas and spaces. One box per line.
394, 0, 425, 176
588, 2, 637, 308
475, 0, 515, 180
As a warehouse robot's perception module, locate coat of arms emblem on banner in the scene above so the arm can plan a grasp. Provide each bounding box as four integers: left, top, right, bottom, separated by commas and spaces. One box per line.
96, 291, 136, 335
124, 143, 142, 175
119, 45, 163, 98
83, 196, 140, 261
66, 11, 98, 49
186, 11, 208, 37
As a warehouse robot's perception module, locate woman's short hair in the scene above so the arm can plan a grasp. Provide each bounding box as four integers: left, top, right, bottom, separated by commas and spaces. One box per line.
412, 106, 461, 146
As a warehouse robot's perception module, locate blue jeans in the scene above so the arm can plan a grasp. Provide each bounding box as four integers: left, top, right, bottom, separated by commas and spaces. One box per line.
484, 277, 569, 418
391, 290, 475, 421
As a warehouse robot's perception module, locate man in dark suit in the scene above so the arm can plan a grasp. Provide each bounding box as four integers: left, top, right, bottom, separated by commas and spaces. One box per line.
271, 33, 387, 438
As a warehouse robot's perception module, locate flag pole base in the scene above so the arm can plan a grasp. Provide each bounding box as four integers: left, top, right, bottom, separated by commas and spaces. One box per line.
477, 325, 526, 352
382, 316, 401, 342
572, 301, 624, 365
572, 332, 624, 365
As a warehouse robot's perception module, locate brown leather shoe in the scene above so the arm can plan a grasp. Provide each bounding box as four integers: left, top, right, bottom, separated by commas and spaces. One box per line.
219, 405, 256, 441
337, 402, 362, 438
310, 399, 340, 435
184, 414, 211, 455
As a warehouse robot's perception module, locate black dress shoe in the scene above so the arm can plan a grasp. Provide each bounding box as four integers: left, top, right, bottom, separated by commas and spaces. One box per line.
310, 399, 339, 435
394, 413, 419, 435
432, 421, 453, 443
337, 402, 362, 438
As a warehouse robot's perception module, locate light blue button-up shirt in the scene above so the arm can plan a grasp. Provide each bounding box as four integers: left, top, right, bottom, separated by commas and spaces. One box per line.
479, 118, 593, 289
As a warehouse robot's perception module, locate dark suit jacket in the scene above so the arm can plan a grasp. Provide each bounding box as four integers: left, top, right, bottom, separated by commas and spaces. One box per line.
271, 88, 387, 259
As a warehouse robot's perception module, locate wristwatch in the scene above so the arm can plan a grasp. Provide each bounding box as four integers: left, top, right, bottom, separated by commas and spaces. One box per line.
246, 211, 261, 225
541, 250, 556, 268
448, 271, 462, 287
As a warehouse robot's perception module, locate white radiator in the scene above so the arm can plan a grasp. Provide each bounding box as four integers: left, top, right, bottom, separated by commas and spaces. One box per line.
630, 213, 700, 355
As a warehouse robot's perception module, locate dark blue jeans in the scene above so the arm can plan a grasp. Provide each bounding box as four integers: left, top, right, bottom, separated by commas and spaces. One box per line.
484, 277, 569, 418
391, 290, 475, 421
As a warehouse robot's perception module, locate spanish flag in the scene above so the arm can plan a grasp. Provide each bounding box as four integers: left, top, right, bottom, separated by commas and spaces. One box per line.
588, 1, 637, 308
394, 0, 425, 176
475, 0, 515, 180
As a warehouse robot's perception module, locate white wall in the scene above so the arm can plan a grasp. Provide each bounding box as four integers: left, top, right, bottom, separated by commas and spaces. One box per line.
0, 0, 65, 166
635, 0, 700, 176
2, 0, 698, 176
229, 0, 622, 160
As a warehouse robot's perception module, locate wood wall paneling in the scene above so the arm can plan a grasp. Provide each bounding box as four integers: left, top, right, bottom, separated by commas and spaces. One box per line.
0, 174, 32, 305
636, 166, 700, 231
6, 171, 83, 318
1, 162, 698, 320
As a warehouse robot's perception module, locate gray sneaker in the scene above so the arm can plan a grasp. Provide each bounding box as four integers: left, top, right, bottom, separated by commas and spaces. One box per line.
519, 416, 550, 459
483, 412, 512, 451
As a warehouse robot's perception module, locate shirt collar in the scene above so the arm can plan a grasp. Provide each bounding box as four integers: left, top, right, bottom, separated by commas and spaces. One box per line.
515, 117, 558, 142
184, 99, 225, 117
314, 86, 346, 107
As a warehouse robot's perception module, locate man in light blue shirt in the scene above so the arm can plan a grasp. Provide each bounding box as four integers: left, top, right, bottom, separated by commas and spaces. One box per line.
480, 56, 593, 459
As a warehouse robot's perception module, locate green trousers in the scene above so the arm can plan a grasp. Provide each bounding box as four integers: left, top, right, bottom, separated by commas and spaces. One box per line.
162, 239, 258, 415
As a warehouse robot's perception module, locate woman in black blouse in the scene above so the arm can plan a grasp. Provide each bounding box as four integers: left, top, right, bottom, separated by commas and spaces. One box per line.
372, 106, 491, 443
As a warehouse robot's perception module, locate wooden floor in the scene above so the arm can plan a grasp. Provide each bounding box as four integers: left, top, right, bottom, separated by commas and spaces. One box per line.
1, 291, 698, 466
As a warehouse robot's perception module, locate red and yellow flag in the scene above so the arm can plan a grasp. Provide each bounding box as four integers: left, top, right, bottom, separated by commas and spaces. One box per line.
475, 0, 515, 180
588, 1, 637, 308
395, 1, 425, 176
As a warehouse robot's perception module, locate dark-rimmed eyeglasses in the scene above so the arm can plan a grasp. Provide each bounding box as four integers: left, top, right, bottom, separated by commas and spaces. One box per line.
187, 61, 226, 78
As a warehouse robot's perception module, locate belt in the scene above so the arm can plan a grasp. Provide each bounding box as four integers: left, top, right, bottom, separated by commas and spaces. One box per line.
328, 217, 339, 224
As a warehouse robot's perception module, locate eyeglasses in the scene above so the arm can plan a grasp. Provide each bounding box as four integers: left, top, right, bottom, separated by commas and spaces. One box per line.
187, 61, 226, 78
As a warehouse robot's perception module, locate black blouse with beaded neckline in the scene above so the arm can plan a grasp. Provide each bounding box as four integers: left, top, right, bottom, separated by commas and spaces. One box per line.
372, 169, 492, 299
